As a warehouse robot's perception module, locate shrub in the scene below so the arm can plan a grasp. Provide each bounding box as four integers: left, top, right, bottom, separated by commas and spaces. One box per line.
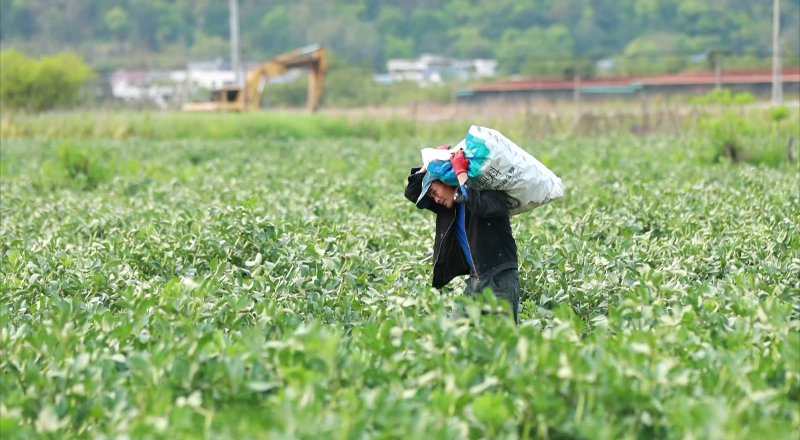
689, 88, 755, 106
696, 108, 800, 167
690, 89, 798, 167
0, 49, 95, 112
767, 105, 790, 123
30, 142, 115, 191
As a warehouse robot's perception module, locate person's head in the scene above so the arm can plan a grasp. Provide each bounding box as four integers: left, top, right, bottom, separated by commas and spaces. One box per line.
427, 180, 455, 208
416, 171, 456, 210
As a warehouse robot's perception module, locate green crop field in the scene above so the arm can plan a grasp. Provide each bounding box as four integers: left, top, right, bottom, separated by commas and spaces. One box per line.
1, 125, 799, 439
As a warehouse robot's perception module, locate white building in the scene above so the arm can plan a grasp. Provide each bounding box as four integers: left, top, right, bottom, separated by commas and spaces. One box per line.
109, 70, 148, 101
109, 59, 317, 107
109, 69, 193, 108
473, 59, 498, 77
182, 60, 236, 90
109, 60, 239, 108
386, 55, 497, 85
186, 70, 236, 90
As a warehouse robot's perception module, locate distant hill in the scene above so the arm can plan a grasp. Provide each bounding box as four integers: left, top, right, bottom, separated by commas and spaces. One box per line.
1, 0, 798, 74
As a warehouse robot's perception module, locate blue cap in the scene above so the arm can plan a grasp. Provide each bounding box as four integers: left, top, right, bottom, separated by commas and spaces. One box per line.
416, 172, 437, 209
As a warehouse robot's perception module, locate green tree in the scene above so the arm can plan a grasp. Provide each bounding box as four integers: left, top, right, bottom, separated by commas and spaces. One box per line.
104, 7, 131, 40
0, 0, 799, 75
498, 25, 574, 74
383, 35, 415, 59
408, 9, 452, 54
376, 6, 411, 40
250, 6, 299, 56
0, 50, 95, 112
448, 27, 494, 59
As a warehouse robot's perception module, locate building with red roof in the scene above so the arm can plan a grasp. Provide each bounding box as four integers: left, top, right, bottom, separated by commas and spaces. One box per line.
457, 68, 800, 103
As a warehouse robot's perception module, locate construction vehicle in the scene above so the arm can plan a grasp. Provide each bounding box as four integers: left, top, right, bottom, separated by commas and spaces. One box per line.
182, 44, 327, 113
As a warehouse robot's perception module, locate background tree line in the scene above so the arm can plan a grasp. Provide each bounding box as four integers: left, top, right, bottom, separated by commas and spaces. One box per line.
1, 0, 799, 74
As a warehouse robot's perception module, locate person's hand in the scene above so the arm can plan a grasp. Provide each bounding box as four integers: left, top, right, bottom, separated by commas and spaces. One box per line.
450, 149, 469, 177
435, 144, 450, 150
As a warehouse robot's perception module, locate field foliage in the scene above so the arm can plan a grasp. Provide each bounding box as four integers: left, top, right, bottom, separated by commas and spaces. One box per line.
0, 111, 455, 142
1, 128, 799, 439
2, 107, 798, 169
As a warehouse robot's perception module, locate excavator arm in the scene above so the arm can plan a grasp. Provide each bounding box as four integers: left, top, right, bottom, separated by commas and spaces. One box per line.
182, 44, 327, 113
244, 61, 287, 110
242, 44, 327, 112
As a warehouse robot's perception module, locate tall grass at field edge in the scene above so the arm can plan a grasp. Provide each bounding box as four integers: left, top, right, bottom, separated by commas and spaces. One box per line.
0, 110, 594, 144
2, 109, 798, 168
0, 111, 479, 142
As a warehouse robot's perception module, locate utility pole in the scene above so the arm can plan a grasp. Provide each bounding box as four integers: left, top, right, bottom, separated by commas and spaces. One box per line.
229, 0, 241, 87
708, 49, 725, 89
772, 0, 783, 105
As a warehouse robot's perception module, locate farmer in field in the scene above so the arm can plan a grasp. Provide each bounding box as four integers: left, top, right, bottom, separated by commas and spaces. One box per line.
404, 145, 520, 323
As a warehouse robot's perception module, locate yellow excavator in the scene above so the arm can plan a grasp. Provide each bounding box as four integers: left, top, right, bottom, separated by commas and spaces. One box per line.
182, 44, 327, 113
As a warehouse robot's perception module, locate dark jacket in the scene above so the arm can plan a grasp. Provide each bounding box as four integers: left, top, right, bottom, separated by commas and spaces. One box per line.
404, 168, 518, 289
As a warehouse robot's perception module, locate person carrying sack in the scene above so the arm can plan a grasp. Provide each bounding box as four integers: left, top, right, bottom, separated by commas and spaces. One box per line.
404, 145, 520, 324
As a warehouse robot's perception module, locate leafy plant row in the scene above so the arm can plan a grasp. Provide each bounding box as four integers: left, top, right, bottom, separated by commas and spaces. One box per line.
1, 135, 798, 439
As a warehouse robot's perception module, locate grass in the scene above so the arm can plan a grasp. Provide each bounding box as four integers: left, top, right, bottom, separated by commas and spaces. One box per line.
0, 110, 467, 141
0, 127, 799, 439
0, 108, 595, 142
2, 107, 797, 168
